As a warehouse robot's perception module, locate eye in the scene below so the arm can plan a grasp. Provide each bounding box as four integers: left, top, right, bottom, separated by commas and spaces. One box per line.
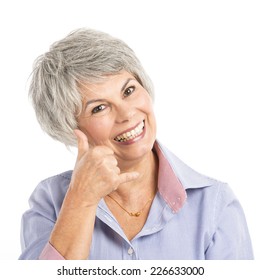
92, 104, 107, 114
123, 86, 135, 97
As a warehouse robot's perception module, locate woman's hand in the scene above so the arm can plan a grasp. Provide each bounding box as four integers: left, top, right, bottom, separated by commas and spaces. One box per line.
69, 129, 139, 207
49, 129, 139, 259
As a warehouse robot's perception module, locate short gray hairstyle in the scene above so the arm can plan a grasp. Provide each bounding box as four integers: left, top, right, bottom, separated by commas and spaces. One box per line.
29, 28, 154, 146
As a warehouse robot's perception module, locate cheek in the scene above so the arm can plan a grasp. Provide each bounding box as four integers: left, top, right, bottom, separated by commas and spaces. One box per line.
139, 94, 156, 130
137, 92, 154, 114
79, 118, 113, 144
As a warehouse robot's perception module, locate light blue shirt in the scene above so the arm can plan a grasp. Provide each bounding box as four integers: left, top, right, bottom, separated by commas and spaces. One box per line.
19, 141, 254, 259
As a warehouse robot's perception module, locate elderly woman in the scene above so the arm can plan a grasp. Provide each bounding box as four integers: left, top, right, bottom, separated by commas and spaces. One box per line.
19, 28, 253, 260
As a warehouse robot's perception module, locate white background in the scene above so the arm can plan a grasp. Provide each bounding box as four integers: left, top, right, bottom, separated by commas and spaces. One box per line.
0, 0, 259, 260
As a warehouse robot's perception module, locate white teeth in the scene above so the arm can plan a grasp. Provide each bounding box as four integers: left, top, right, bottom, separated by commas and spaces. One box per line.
114, 121, 144, 142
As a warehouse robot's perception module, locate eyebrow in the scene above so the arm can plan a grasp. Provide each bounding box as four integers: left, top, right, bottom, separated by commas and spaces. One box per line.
121, 78, 134, 92
85, 78, 135, 109
85, 98, 107, 107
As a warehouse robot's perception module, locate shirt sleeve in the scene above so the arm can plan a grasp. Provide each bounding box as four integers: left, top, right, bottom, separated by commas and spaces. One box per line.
205, 184, 254, 259
39, 242, 65, 260
19, 176, 67, 260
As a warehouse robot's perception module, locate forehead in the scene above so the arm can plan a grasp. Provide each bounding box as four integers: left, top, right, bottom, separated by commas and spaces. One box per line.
78, 71, 136, 99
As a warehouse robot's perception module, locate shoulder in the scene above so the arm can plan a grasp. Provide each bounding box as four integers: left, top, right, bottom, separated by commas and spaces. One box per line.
28, 171, 73, 216
32, 170, 72, 197
156, 141, 228, 189
156, 140, 237, 208
39, 170, 73, 185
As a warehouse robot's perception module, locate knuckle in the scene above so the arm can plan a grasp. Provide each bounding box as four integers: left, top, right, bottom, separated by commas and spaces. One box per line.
110, 176, 119, 186
91, 146, 101, 156
99, 146, 114, 155
91, 146, 114, 157
109, 156, 118, 166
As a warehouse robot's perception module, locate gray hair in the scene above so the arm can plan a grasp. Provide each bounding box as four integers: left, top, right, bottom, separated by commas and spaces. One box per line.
29, 28, 154, 146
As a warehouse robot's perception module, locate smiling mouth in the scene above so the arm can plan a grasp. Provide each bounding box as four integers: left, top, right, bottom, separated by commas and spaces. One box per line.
114, 121, 145, 142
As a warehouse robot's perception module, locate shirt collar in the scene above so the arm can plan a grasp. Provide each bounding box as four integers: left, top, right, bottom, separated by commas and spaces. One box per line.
154, 140, 214, 212
98, 140, 214, 216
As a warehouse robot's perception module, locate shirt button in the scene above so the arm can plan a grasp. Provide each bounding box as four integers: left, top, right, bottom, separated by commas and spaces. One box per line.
128, 247, 134, 255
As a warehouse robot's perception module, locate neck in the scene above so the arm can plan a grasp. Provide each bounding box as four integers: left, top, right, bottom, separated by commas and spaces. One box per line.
109, 149, 158, 206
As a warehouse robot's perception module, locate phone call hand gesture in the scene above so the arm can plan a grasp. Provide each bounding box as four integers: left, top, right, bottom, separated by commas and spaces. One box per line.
68, 129, 139, 208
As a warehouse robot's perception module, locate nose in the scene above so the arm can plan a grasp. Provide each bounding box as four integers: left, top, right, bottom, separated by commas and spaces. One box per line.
115, 102, 136, 124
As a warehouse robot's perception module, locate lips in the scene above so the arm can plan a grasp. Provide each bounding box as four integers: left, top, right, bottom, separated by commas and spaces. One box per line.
114, 121, 145, 143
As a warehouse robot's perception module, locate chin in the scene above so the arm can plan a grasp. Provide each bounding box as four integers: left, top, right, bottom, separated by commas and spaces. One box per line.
115, 138, 155, 163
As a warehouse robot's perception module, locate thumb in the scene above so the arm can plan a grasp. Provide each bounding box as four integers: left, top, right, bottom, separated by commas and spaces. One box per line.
118, 171, 139, 185
74, 129, 89, 159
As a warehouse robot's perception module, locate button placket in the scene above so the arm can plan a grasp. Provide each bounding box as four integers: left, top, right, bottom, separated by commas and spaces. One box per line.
127, 247, 134, 256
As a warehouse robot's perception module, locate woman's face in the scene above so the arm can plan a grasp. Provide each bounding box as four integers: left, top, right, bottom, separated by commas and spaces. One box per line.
77, 71, 156, 165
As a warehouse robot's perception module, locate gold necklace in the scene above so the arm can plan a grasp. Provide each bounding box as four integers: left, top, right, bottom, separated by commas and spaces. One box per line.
107, 195, 153, 217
